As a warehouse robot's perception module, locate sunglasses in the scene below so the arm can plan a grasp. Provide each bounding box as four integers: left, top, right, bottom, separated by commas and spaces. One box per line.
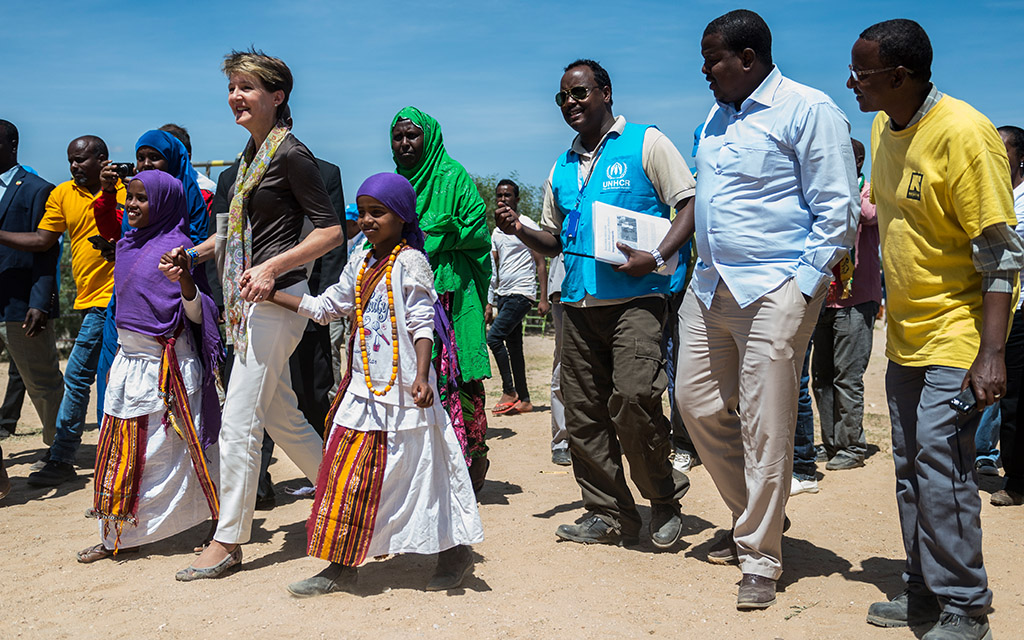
555, 85, 599, 107
848, 64, 899, 82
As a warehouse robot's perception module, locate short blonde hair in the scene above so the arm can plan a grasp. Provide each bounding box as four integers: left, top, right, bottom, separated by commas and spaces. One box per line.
222, 48, 293, 121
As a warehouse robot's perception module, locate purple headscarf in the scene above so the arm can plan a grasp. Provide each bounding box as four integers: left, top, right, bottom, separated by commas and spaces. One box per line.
355, 172, 426, 252
115, 170, 224, 446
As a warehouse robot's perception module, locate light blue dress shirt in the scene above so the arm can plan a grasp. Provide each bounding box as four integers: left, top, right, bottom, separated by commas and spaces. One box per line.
692, 66, 858, 309
0, 163, 21, 203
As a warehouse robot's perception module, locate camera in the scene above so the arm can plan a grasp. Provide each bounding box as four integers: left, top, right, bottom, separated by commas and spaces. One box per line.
949, 387, 978, 416
112, 162, 135, 179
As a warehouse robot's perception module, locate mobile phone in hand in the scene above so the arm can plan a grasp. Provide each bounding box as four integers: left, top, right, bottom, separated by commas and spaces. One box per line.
949, 386, 978, 416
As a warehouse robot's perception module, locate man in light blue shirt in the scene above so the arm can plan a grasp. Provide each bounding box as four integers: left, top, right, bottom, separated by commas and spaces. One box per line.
675, 9, 857, 611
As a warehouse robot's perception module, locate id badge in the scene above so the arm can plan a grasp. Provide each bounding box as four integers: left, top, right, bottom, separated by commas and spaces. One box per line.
565, 208, 581, 239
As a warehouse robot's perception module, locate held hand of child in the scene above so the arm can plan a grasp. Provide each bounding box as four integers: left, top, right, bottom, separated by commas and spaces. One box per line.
159, 247, 191, 282
412, 376, 434, 408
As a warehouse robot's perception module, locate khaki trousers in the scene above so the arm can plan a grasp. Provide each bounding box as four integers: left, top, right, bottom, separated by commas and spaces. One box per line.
0, 321, 63, 445
675, 278, 823, 579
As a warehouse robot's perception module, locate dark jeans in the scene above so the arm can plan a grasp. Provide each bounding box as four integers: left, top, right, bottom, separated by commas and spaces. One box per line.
811, 301, 876, 462
0, 360, 25, 432
561, 297, 689, 535
1002, 308, 1024, 493
793, 340, 816, 480
50, 307, 106, 465
663, 289, 696, 455
486, 294, 532, 401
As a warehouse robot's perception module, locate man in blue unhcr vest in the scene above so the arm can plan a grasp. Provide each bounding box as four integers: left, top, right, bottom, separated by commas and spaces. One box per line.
676, 10, 857, 610
495, 58, 696, 550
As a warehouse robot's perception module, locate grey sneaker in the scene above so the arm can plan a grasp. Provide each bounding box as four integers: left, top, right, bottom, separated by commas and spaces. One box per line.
551, 448, 571, 466
866, 589, 941, 628
826, 454, 865, 471
556, 515, 639, 547
921, 612, 992, 640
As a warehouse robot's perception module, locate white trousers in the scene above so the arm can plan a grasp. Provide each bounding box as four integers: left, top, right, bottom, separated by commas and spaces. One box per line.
215, 282, 324, 544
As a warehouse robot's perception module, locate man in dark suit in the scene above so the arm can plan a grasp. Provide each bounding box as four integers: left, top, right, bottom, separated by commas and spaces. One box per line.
0, 120, 64, 454
210, 155, 346, 508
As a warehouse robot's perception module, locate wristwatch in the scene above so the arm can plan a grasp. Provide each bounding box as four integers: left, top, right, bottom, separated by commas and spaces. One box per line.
649, 248, 667, 273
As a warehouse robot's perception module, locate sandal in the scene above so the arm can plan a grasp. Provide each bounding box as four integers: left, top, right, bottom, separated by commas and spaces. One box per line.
77, 543, 139, 564
492, 401, 518, 415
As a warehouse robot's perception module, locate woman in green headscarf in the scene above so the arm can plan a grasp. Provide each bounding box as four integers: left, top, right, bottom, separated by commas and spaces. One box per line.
391, 106, 492, 490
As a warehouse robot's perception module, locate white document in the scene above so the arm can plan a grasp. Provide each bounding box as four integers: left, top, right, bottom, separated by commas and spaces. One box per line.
591, 201, 678, 275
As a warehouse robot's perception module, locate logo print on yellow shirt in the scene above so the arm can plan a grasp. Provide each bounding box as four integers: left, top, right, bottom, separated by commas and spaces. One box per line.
906, 172, 924, 201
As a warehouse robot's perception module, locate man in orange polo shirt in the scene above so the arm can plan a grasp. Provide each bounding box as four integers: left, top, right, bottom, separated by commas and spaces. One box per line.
0, 135, 122, 486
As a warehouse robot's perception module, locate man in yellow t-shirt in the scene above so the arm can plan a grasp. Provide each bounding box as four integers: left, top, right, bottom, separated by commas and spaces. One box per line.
848, 19, 1024, 640
0, 135, 123, 487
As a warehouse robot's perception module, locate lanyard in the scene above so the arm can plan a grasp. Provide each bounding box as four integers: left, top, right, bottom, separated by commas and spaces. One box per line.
565, 135, 611, 240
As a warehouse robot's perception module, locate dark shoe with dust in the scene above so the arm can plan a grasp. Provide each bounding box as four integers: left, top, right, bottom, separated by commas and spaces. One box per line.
287, 563, 357, 597
706, 517, 791, 565
921, 612, 991, 640
27, 460, 76, 487
426, 545, 473, 591
866, 588, 941, 628
555, 515, 639, 547
649, 503, 683, 549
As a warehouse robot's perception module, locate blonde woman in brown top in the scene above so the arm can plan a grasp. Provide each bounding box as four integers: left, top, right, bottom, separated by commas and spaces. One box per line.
161, 48, 342, 581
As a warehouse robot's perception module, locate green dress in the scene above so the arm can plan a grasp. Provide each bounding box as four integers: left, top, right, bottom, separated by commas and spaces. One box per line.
391, 106, 492, 383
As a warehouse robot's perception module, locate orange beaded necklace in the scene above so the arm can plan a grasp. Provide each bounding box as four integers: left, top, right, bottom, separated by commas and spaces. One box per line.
354, 242, 405, 396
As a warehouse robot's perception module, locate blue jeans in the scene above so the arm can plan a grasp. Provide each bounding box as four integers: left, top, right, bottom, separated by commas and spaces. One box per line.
974, 403, 1000, 463
49, 306, 106, 465
793, 340, 816, 480
95, 293, 118, 422
486, 294, 533, 401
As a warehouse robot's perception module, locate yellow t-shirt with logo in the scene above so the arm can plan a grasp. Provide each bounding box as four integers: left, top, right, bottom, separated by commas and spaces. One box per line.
37, 180, 124, 310
871, 95, 1016, 369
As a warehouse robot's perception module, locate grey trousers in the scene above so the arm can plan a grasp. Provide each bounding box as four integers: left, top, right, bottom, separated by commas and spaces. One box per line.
676, 278, 824, 580
0, 321, 63, 445
886, 362, 992, 616
550, 302, 567, 452
811, 302, 877, 461
561, 297, 689, 536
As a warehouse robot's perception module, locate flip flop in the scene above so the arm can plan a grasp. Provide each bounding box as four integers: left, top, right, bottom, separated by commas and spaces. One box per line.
492, 401, 518, 415
77, 543, 139, 563
512, 401, 533, 414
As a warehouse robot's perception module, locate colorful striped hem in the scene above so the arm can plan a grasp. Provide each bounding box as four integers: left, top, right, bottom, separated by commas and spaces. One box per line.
306, 427, 387, 566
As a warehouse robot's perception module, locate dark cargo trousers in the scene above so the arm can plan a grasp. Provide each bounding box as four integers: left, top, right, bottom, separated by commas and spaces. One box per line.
561, 296, 690, 536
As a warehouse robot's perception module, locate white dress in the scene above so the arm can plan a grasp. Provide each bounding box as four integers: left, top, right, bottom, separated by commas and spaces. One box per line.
299, 247, 484, 556
97, 296, 218, 549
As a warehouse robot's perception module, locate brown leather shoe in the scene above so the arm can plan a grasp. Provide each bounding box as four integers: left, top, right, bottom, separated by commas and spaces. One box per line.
991, 488, 1024, 506
737, 574, 777, 610
707, 530, 738, 564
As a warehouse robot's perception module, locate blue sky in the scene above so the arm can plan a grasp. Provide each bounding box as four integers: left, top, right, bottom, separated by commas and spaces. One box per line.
5, 1, 1024, 201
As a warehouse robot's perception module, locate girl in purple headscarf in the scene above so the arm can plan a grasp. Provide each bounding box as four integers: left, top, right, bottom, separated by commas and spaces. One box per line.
77, 170, 223, 564
266, 173, 482, 597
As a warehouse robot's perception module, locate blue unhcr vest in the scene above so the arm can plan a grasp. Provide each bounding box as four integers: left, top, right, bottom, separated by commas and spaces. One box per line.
552, 122, 671, 303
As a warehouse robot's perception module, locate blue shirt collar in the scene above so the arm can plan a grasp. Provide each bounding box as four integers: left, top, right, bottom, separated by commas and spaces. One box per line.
717, 65, 782, 114
0, 164, 20, 188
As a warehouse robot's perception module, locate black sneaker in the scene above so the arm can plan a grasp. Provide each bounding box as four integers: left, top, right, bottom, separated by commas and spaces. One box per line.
555, 515, 639, 546
287, 563, 357, 597
921, 612, 991, 640
866, 588, 941, 628
27, 460, 76, 487
975, 459, 1000, 477
649, 504, 682, 549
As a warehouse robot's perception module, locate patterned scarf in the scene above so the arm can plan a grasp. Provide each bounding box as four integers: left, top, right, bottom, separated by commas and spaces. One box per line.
223, 124, 290, 358
90, 415, 148, 552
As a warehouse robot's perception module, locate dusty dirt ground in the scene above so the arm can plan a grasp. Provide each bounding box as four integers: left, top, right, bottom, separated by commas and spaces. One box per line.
1, 325, 1023, 639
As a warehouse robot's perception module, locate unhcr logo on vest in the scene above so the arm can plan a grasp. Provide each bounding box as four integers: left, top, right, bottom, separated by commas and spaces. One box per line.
604, 161, 631, 190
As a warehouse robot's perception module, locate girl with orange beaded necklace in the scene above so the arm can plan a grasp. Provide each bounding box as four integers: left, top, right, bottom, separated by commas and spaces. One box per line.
267, 173, 483, 597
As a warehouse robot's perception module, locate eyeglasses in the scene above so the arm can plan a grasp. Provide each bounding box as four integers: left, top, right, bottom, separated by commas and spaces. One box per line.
555, 85, 597, 107
848, 64, 898, 82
